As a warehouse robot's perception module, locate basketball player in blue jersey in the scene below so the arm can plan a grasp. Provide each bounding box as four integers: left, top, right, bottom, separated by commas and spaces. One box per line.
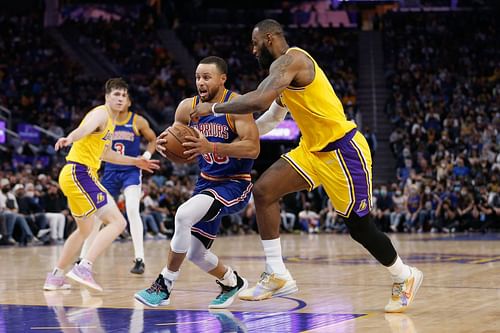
80, 97, 156, 275
192, 19, 423, 313
135, 56, 260, 309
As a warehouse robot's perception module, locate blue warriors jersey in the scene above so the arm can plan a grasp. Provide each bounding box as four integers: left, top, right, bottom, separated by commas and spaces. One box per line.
104, 112, 141, 172
190, 90, 254, 182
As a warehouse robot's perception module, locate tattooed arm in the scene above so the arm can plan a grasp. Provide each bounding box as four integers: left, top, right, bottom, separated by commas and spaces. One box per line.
192, 53, 300, 117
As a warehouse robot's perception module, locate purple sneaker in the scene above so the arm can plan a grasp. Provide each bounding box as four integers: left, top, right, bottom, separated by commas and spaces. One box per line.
43, 273, 71, 291
66, 265, 103, 292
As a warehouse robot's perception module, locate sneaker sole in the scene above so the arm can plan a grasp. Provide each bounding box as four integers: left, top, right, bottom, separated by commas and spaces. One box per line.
386, 269, 424, 313
239, 280, 298, 301
130, 270, 145, 275
208, 278, 249, 309
130, 268, 145, 275
66, 271, 103, 292
43, 284, 71, 291
134, 293, 170, 307
273, 281, 298, 297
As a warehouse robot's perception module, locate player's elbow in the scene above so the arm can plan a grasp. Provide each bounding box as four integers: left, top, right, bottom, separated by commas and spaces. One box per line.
248, 145, 260, 159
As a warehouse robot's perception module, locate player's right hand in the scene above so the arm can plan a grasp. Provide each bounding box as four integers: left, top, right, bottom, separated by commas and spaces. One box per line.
54, 137, 72, 151
155, 128, 170, 158
136, 157, 160, 173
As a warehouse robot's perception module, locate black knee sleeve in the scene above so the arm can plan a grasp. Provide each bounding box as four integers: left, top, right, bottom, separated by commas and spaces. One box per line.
345, 213, 397, 266
199, 190, 223, 221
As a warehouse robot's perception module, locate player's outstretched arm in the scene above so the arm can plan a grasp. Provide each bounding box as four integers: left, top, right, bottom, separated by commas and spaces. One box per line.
101, 146, 160, 173
54, 109, 107, 151
256, 98, 288, 135
191, 53, 298, 118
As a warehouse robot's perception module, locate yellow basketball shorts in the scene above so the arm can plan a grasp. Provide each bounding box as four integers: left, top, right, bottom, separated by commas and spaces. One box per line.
282, 129, 372, 218
58, 162, 109, 218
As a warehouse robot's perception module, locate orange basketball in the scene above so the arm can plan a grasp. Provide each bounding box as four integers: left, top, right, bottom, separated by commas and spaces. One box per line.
159, 123, 199, 164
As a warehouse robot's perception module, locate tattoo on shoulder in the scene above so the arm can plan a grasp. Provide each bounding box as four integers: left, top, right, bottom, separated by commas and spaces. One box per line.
263, 54, 294, 92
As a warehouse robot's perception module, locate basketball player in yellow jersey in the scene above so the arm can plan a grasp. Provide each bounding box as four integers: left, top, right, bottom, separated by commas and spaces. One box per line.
192, 19, 423, 313
43, 78, 159, 292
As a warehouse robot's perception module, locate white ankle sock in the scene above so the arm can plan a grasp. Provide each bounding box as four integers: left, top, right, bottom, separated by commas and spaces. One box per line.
387, 256, 411, 283
79, 259, 93, 271
161, 267, 179, 291
262, 238, 287, 276
52, 267, 64, 277
219, 266, 237, 287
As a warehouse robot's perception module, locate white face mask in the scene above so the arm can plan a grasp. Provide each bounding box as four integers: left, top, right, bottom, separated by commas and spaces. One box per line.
395, 191, 402, 196
425, 188, 431, 194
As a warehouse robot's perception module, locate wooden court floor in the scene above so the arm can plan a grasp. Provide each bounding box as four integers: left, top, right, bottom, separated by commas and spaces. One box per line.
1, 232, 499, 332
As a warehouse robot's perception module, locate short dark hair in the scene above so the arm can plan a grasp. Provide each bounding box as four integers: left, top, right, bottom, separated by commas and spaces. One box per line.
254, 19, 284, 35
105, 78, 128, 94
199, 56, 228, 75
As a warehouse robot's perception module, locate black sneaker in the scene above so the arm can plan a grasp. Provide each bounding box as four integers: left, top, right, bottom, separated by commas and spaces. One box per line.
209, 271, 248, 309
131, 258, 145, 274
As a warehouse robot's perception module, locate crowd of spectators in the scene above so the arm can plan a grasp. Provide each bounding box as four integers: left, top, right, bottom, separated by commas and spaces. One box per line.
379, 10, 499, 233
3, 7, 498, 249
61, 5, 194, 128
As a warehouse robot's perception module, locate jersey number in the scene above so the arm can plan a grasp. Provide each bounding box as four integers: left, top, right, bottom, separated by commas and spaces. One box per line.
202, 153, 230, 165
114, 143, 125, 155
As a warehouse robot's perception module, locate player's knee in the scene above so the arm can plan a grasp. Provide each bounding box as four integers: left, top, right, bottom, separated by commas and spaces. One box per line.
345, 213, 372, 241
174, 207, 193, 229
253, 180, 278, 205
117, 217, 127, 232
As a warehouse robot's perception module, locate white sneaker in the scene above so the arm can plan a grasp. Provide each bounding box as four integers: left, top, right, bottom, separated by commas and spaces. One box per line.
238, 271, 298, 301
385, 266, 423, 313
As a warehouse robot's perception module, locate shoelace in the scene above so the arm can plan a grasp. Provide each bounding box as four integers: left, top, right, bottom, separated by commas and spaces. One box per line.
257, 272, 271, 285
146, 279, 165, 294
392, 282, 404, 296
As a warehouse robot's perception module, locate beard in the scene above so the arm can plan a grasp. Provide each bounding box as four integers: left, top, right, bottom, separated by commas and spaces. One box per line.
257, 46, 274, 70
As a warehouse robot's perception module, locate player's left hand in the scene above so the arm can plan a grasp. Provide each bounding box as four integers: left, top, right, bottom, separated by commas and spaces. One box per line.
54, 137, 72, 151
190, 102, 214, 120
182, 128, 210, 160
135, 157, 160, 173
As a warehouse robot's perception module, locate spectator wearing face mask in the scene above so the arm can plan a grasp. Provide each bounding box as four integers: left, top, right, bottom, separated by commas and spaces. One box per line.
456, 186, 474, 231
427, 186, 442, 229
390, 188, 406, 232
39, 183, 67, 244
404, 184, 422, 233
453, 158, 470, 179
298, 202, 320, 234
14, 184, 50, 242
373, 185, 393, 232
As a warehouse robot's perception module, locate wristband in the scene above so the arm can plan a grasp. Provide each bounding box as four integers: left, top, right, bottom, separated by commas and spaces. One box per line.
211, 103, 222, 116
142, 151, 152, 160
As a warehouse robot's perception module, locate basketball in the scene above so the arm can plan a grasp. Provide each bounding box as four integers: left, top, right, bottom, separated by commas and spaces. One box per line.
159, 123, 199, 164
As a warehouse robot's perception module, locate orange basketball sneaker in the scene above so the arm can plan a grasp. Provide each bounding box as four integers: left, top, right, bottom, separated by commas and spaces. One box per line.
385, 266, 423, 313
238, 270, 298, 301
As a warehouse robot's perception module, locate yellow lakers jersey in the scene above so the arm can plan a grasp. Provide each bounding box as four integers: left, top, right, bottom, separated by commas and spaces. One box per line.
66, 105, 115, 171
281, 47, 356, 151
